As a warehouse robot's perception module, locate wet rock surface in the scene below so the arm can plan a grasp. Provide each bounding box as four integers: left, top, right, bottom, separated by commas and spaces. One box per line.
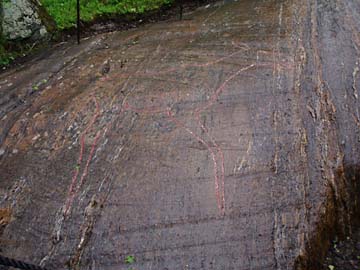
0, 0, 359, 269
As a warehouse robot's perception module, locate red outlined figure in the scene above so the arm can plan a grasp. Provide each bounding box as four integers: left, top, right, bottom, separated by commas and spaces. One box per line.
116, 46, 255, 214
167, 109, 225, 214
167, 65, 255, 215
67, 43, 256, 216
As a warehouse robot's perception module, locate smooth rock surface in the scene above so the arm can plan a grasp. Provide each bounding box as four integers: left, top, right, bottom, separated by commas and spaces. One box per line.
0, 0, 359, 269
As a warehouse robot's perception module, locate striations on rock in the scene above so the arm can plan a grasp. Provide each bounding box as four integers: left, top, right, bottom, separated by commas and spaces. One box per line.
0, 0, 359, 270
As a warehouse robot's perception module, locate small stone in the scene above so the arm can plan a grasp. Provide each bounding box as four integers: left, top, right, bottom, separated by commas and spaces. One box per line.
39, 26, 47, 37
0, 148, 5, 156
12, 149, 19, 154
32, 134, 41, 141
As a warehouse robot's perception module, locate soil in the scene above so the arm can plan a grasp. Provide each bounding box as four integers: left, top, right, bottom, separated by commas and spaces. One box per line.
323, 230, 360, 270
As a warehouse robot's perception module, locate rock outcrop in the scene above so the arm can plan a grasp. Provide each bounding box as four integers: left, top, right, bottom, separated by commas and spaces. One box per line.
0, 0, 359, 269
1, 0, 55, 41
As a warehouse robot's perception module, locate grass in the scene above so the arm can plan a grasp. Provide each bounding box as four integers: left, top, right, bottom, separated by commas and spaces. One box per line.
0, 35, 16, 68
0, 44, 14, 67
0, 40, 44, 69
40, 0, 175, 30
0, 0, 174, 68
125, 255, 136, 264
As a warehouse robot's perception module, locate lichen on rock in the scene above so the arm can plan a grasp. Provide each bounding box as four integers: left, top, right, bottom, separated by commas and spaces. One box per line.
1, 0, 55, 41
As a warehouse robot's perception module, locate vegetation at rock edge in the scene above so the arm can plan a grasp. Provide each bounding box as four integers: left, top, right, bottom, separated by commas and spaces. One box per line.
40, 0, 174, 29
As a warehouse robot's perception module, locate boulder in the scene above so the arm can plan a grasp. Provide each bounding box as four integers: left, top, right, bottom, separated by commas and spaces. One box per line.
1, 0, 55, 41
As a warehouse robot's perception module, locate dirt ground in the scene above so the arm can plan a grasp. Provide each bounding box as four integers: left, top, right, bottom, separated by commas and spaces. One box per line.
0, 0, 359, 269
323, 228, 360, 270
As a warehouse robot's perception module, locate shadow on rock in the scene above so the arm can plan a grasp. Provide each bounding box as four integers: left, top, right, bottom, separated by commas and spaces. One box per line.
296, 164, 360, 269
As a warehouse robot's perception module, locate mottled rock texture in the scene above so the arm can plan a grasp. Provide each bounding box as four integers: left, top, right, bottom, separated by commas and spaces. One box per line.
1, 0, 55, 41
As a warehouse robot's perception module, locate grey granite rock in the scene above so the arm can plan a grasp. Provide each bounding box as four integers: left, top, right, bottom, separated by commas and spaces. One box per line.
1, 0, 54, 41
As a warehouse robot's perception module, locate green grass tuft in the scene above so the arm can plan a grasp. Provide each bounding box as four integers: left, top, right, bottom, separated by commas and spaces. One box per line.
40, 0, 174, 30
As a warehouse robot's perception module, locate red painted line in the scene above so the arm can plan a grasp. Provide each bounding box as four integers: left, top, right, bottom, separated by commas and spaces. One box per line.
195, 113, 226, 215
196, 64, 255, 113
105, 51, 254, 215
77, 130, 102, 191
63, 97, 101, 217
190, 64, 255, 214
119, 66, 254, 215
167, 109, 224, 213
